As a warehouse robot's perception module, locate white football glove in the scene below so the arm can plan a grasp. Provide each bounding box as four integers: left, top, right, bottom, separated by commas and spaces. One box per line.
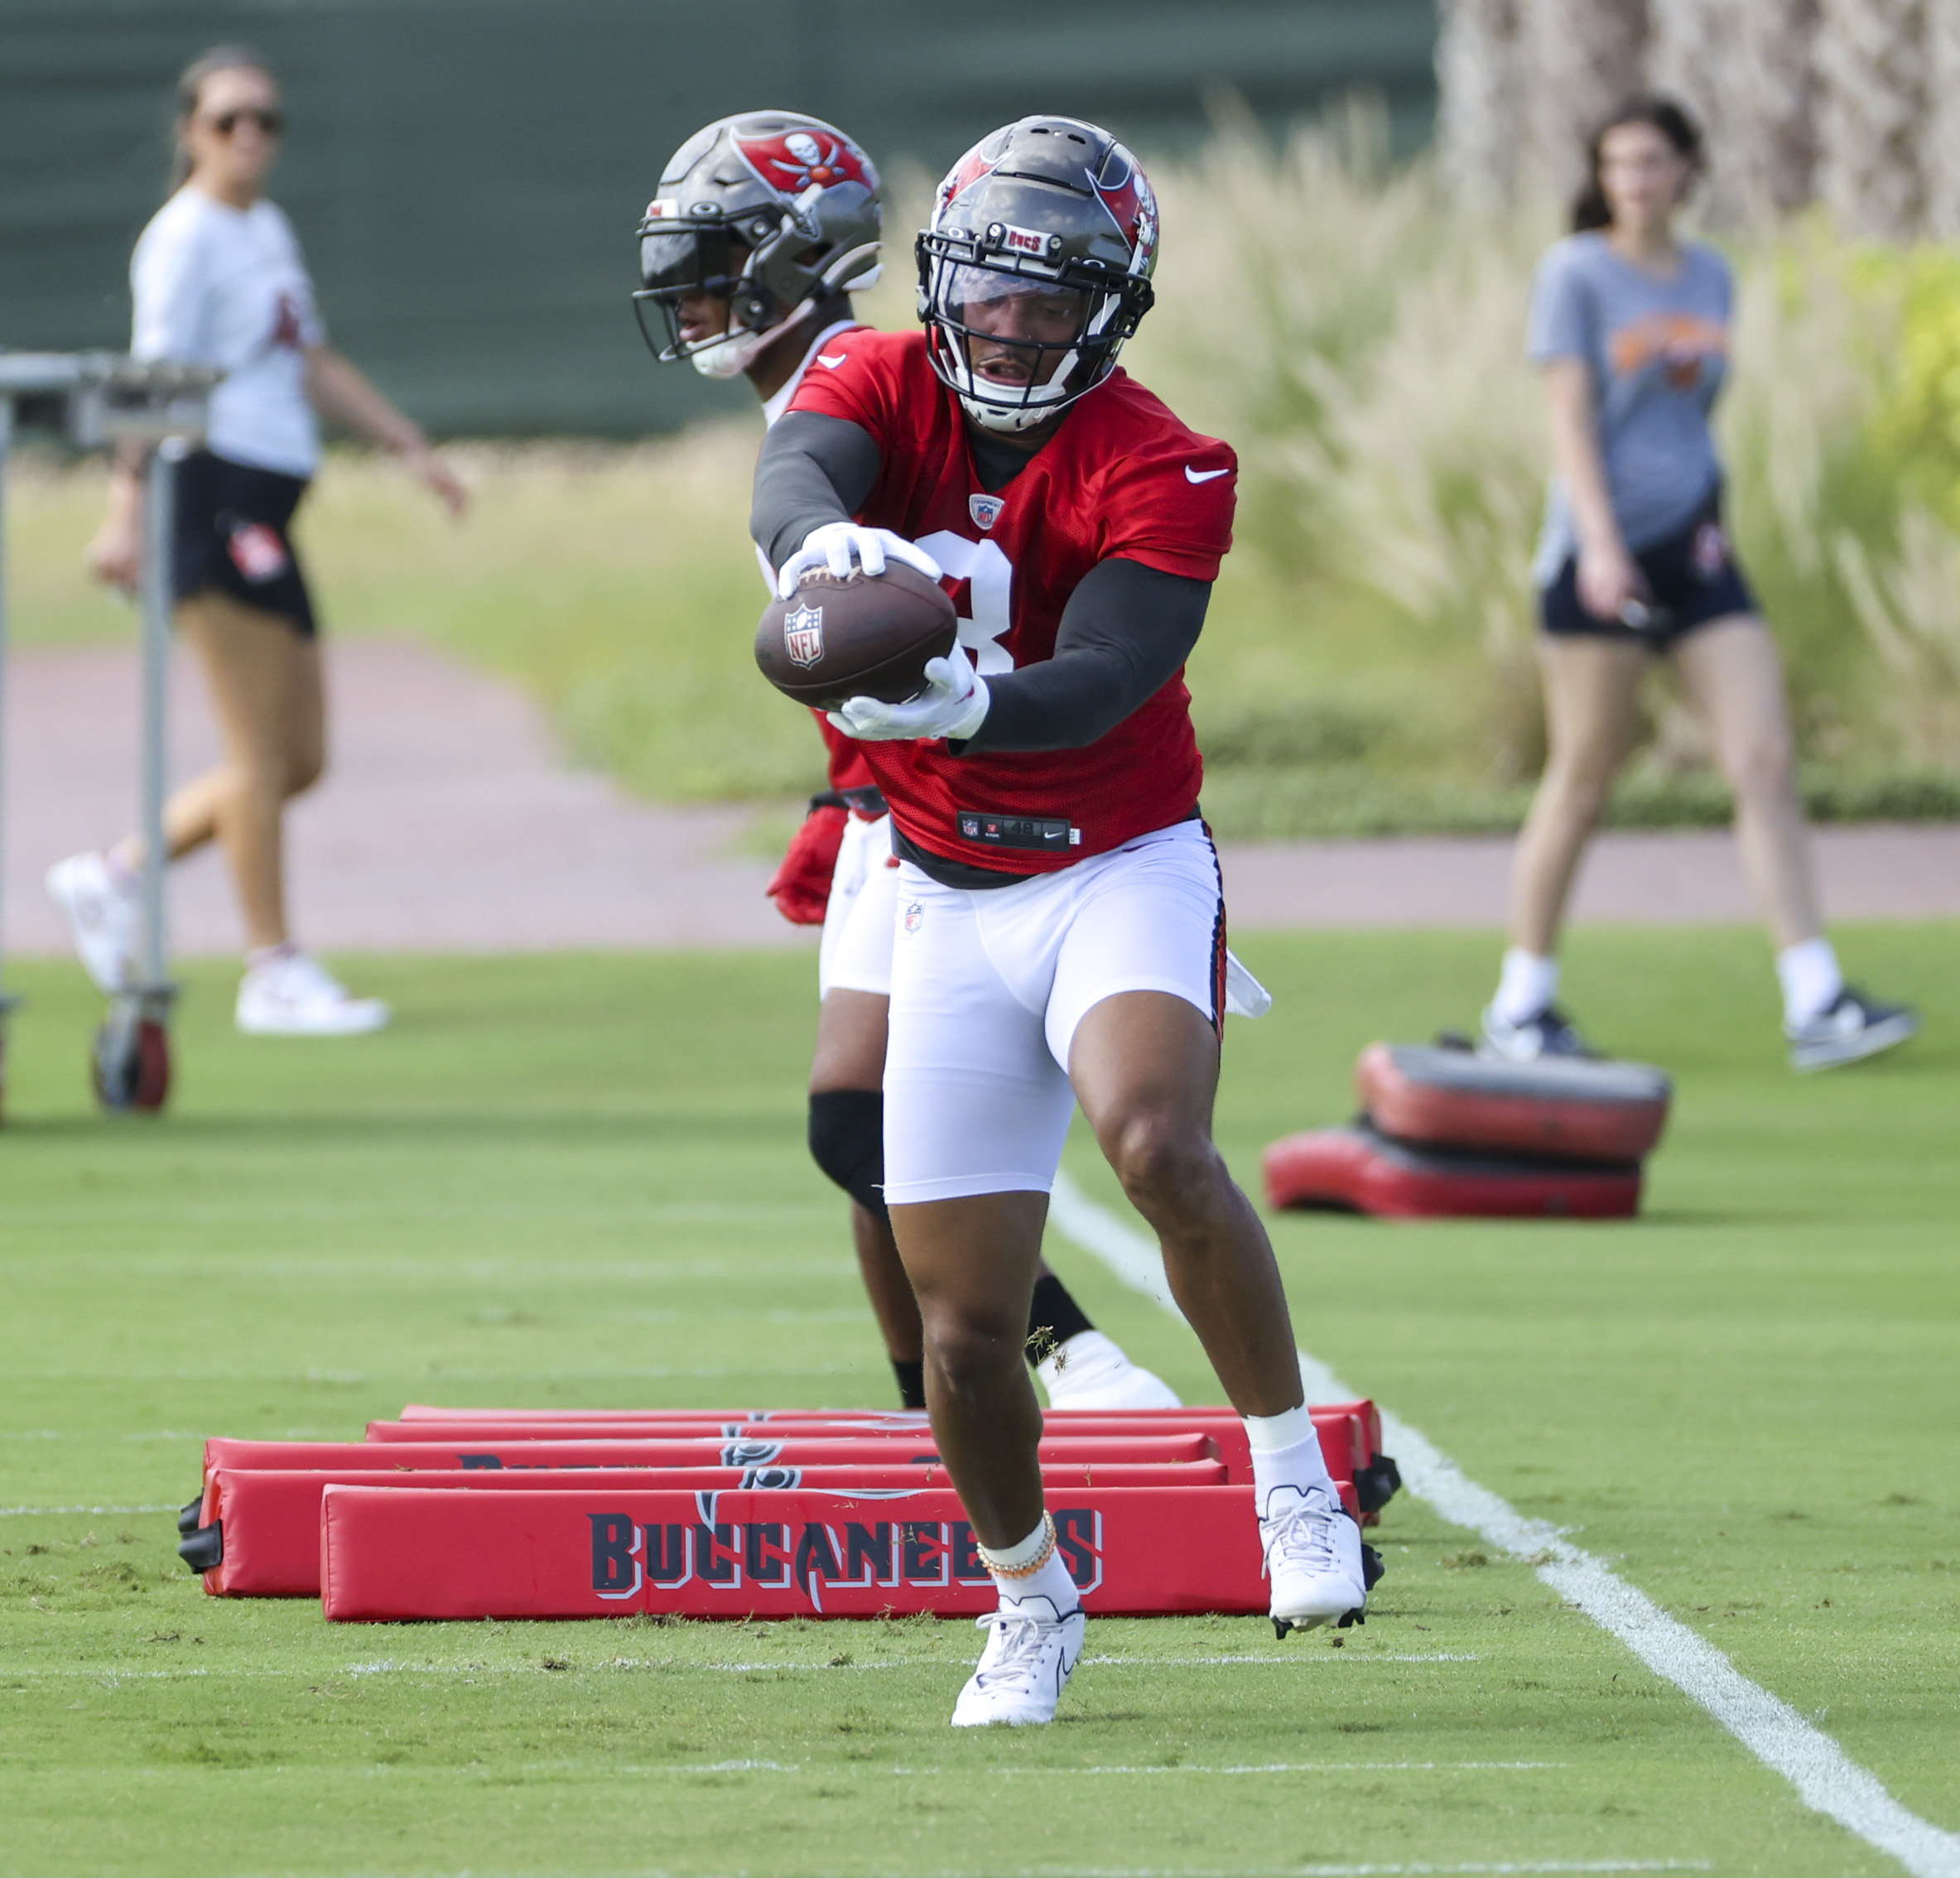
775, 522, 942, 600
828, 643, 990, 744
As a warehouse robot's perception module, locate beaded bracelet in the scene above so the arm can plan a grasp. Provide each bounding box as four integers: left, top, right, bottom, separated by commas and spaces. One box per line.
977, 1511, 1057, 1578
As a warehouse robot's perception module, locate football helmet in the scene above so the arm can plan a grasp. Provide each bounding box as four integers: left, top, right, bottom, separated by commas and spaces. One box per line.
917, 116, 1158, 433
634, 110, 881, 379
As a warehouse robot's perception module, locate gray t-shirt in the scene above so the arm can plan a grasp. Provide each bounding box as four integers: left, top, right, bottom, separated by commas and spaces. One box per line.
1528, 232, 1732, 584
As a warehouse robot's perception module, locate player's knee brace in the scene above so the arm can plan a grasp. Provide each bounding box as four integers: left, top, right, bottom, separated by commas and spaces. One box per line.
807, 1088, 889, 1221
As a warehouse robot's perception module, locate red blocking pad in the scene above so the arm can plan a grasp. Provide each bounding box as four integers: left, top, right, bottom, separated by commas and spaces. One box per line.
320, 1483, 1269, 1621
395, 1404, 945, 1423
204, 1433, 1218, 1485
365, 1418, 1255, 1476
197, 1461, 1230, 1599
1264, 1122, 1643, 1220
397, 1404, 1373, 1430
364, 1416, 1242, 1446
1356, 1042, 1670, 1163
372, 1411, 1377, 1495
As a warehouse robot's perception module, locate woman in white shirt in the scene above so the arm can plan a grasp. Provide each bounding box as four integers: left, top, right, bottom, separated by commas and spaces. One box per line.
51, 46, 465, 1035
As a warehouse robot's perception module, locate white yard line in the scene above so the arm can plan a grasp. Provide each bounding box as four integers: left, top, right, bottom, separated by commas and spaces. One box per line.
1046, 1172, 1960, 1878
992, 1866, 1710, 1877
0, 1503, 181, 1516
994, 1866, 1712, 1877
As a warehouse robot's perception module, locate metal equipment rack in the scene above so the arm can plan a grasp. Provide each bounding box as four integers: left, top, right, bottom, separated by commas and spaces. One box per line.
0, 353, 219, 1113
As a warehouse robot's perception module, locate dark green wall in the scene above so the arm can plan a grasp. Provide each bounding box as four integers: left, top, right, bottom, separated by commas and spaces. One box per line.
0, 0, 1437, 436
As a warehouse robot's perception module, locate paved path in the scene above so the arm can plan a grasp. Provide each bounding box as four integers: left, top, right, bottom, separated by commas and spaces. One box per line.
3, 643, 1955, 958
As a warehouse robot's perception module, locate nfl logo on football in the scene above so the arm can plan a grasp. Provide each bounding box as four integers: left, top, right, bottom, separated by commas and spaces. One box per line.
783, 604, 825, 668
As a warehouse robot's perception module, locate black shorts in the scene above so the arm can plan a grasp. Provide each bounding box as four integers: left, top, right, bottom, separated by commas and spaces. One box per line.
1539, 494, 1755, 652
171, 449, 317, 636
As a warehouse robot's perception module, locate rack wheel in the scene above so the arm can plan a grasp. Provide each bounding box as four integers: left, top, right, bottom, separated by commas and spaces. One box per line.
93, 1008, 171, 1113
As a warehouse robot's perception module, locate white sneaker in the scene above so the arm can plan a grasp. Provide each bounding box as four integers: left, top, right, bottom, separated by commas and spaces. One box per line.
950, 1595, 1086, 1727
1479, 1001, 1599, 1063
1038, 1329, 1181, 1410
1785, 986, 1918, 1071
1263, 1483, 1370, 1638
46, 852, 139, 993
236, 949, 390, 1037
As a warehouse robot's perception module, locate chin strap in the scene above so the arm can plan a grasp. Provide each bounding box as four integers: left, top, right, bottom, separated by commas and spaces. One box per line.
956, 344, 1084, 433
689, 258, 875, 381
691, 324, 777, 379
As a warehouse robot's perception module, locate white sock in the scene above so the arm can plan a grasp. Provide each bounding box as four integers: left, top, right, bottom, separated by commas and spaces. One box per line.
1039, 1328, 1120, 1381
1776, 938, 1842, 1026
1243, 1405, 1335, 1516
981, 1514, 1078, 1611
1494, 948, 1559, 1025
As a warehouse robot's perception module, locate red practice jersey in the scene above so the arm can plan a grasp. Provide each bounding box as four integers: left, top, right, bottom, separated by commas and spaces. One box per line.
816, 714, 877, 797
784, 329, 1235, 874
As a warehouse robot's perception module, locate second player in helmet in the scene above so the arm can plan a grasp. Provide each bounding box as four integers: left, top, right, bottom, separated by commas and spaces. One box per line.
755, 117, 1372, 1728
634, 110, 1177, 1414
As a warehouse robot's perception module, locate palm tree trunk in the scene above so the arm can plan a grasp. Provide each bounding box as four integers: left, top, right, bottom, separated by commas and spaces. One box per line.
1646, 0, 1818, 225
1436, 0, 1525, 203
1924, 0, 1960, 238
1515, 0, 1650, 203
1814, 0, 1929, 237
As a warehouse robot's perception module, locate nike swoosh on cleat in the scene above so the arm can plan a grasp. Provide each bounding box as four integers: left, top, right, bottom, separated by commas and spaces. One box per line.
1184, 465, 1231, 483
816, 354, 848, 368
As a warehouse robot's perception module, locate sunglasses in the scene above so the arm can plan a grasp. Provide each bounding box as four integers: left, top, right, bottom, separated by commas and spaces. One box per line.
204, 108, 284, 137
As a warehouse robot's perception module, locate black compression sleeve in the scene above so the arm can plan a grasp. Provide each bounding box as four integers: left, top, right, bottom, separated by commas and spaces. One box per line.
752, 412, 883, 570
955, 557, 1211, 754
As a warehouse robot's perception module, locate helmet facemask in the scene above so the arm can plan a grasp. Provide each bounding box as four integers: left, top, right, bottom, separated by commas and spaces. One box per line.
633, 219, 783, 376
920, 258, 1130, 434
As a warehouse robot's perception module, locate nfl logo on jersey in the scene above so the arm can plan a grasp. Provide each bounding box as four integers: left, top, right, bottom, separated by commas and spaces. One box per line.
783, 604, 825, 667
969, 494, 1004, 532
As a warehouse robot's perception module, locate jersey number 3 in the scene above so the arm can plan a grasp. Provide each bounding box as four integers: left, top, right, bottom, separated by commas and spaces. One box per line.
917, 532, 1014, 675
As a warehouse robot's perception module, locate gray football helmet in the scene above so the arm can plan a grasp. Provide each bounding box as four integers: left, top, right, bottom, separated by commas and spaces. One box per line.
634, 110, 882, 379
917, 116, 1158, 432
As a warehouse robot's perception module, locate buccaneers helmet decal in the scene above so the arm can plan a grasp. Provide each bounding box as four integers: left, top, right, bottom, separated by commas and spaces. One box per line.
1091, 149, 1158, 272
739, 128, 873, 196
934, 143, 1003, 216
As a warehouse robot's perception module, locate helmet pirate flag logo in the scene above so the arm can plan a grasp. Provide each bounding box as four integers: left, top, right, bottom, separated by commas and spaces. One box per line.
739, 128, 874, 195
783, 604, 825, 667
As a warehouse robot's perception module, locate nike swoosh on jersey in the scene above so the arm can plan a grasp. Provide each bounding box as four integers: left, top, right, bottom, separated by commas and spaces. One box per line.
816, 354, 848, 368
1184, 465, 1231, 484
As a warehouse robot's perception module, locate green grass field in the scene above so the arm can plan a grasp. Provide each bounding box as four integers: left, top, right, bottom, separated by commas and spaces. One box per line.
2, 927, 1956, 1877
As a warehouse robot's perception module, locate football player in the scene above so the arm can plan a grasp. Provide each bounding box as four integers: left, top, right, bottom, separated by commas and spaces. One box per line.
753, 116, 1375, 1726
635, 111, 1176, 1414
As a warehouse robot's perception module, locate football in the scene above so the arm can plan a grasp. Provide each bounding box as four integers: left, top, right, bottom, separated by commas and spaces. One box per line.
754, 562, 958, 711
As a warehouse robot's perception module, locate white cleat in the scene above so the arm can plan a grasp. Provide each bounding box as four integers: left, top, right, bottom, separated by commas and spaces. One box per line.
46, 852, 139, 993
1263, 1483, 1370, 1638
950, 1595, 1086, 1727
236, 949, 391, 1037
1038, 1329, 1181, 1410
